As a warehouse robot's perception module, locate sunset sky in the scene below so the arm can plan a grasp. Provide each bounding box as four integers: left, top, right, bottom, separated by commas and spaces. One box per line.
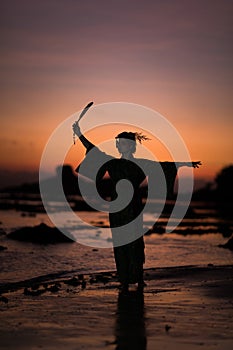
0, 0, 232, 188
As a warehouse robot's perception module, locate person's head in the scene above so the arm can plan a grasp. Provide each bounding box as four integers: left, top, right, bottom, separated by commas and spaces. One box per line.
115, 131, 150, 155
115, 132, 137, 155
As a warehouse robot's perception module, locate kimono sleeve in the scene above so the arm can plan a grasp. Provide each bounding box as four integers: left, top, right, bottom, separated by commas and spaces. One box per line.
160, 162, 178, 199
138, 159, 178, 199
75, 146, 113, 182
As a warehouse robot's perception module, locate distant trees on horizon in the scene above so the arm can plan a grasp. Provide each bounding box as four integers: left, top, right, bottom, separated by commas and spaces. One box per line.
193, 164, 233, 202
1, 164, 233, 203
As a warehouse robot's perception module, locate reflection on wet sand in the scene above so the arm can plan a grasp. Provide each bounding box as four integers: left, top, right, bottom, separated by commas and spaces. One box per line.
114, 290, 147, 350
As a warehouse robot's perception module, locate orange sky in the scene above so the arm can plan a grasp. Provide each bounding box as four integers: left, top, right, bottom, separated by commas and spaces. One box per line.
1, 0, 233, 186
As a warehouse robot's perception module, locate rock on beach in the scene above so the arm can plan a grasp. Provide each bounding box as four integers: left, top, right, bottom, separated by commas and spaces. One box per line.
7, 223, 74, 244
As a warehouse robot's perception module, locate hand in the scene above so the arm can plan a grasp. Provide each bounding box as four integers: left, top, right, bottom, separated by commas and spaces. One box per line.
192, 161, 202, 168
72, 121, 81, 137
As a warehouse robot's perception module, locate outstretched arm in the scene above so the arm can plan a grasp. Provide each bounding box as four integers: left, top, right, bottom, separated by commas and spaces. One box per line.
176, 161, 202, 168
72, 121, 95, 152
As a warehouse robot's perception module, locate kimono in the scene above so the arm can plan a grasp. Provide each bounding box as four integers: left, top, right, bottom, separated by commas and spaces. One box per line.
75, 146, 178, 285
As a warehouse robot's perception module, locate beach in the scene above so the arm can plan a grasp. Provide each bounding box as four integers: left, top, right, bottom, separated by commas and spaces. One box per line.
0, 206, 233, 349
0, 265, 233, 350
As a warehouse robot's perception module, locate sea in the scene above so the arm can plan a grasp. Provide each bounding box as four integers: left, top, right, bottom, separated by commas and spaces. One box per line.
0, 200, 233, 285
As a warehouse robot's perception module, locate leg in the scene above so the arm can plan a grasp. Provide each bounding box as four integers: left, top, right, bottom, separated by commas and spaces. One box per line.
114, 246, 130, 287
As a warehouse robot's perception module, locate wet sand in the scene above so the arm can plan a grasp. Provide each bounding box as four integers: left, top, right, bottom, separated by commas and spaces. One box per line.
0, 265, 233, 350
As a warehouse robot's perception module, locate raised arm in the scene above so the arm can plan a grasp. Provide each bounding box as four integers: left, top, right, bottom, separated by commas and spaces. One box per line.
73, 121, 113, 181
72, 121, 95, 152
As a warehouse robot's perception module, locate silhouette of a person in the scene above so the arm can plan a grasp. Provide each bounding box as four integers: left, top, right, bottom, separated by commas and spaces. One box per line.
73, 122, 201, 292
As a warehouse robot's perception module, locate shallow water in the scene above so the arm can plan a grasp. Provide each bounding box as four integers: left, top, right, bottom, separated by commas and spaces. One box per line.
0, 209, 232, 284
